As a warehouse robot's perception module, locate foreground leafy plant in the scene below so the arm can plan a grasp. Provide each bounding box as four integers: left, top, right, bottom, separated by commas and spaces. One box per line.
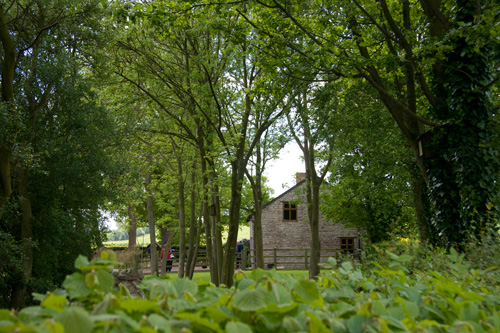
1, 248, 499, 332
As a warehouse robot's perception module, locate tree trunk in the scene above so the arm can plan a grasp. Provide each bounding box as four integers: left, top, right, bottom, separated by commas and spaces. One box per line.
185, 167, 197, 278
127, 204, 138, 251
160, 226, 174, 276
145, 169, 158, 276
10, 167, 33, 308
246, 166, 264, 269
188, 212, 203, 279
0, 7, 15, 216
411, 168, 430, 243
221, 159, 245, 287
176, 170, 186, 278
198, 147, 215, 284
208, 171, 223, 283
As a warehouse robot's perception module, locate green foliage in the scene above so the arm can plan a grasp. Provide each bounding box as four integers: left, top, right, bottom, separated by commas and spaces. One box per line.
425, 1, 500, 247
0, 0, 119, 307
3, 246, 500, 332
320, 81, 416, 243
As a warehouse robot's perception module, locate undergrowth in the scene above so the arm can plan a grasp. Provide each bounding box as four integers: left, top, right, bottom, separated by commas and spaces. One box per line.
0, 241, 499, 332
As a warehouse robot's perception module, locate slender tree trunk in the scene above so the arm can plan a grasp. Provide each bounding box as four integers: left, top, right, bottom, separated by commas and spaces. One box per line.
252, 195, 264, 268
198, 146, 215, 284
160, 226, 174, 276
127, 204, 138, 251
188, 209, 203, 279
185, 167, 197, 278
207, 167, 223, 283
302, 137, 322, 279
308, 179, 321, 279
0, 7, 15, 216
10, 167, 33, 308
176, 170, 186, 278
246, 164, 264, 268
221, 158, 246, 287
145, 168, 158, 276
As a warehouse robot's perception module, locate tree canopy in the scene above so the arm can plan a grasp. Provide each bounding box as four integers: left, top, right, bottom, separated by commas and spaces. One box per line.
0, 0, 498, 306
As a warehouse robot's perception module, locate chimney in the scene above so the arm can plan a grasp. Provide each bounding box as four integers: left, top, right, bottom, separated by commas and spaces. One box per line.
296, 172, 307, 184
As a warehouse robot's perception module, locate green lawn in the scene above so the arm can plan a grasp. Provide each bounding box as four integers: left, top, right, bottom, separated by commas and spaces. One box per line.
151, 269, 309, 284
104, 226, 251, 248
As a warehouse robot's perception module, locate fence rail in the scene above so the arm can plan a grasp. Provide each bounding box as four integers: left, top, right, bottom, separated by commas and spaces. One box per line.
250, 248, 360, 270
113, 247, 357, 272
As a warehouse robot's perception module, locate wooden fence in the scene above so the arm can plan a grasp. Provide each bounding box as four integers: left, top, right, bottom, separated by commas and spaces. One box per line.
248, 248, 360, 270
114, 247, 357, 271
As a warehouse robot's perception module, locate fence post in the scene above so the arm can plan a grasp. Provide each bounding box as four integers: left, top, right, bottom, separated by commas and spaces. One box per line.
305, 249, 308, 270
242, 250, 247, 270
273, 248, 277, 268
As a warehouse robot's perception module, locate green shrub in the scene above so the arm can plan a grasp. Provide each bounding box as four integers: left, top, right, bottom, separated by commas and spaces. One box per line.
1, 246, 499, 332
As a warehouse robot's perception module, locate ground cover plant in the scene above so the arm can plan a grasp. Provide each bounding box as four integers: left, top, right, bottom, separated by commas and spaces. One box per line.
1, 244, 499, 332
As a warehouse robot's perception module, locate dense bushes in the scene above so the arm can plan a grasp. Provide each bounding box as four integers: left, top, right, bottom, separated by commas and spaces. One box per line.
1, 243, 499, 332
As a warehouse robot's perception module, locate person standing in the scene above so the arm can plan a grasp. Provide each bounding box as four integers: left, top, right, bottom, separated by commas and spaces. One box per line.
167, 248, 174, 272
161, 247, 174, 272
236, 241, 244, 268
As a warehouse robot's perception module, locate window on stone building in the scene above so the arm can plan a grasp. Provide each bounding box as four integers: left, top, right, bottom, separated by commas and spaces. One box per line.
340, 238, 355, 253
283, 202, 297, 221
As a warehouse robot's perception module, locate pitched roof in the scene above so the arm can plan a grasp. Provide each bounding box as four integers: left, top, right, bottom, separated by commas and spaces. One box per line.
247, 179, 306, 221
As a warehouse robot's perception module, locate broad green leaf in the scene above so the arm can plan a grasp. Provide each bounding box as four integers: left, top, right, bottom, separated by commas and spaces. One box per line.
462, 292, 484, 302
74, 255, 90, 270
0, 310, 14, 321
266, 283, 292, 305
307, 312, 330, 333
341, 262, 353, 271
95, 270, 115, 292
346, 314, 369, 333
56, 307, 94, 333
39, 319, 65, 333
387, 306, 405, 321
225, 321, 252, 333
382, 316, 409, 331
85, 272, 96, 288
120, 299, 160, 314
0, 321, 15, 332
459, 302, 480, 321
328, 257, 337, 267
281, 316, 304, 332
236, 278, 256, 291
176, 313, 223, 333
169, 298, 208, 311
63, 272, 91, 299
148, 314, 174, 333
398, 297, 420, 318
293, 280, 324, 307
140, 278, 171, 299
258, 302, 298, 316
203, 307, 235, 324
171, 278, 198, 297
232, 289, 267, 312
41, 293, 67, 312
371, 300, 388, 316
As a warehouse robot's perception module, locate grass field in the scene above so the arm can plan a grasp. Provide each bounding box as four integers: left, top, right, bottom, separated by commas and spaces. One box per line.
104, 226, 251, 248
148, 269, 309, 284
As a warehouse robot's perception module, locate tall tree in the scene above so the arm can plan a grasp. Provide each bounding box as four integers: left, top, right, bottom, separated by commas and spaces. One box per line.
286, 82, 333, 279
0, 0, 113, 307
246, 0, 500, 246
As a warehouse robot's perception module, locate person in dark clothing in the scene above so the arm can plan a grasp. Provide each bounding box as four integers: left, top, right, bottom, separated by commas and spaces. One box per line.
161, 247, 174, 272
236, 241, 244, 268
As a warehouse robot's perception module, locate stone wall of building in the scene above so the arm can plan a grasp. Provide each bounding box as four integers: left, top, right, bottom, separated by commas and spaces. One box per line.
250, 181, 358, 269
